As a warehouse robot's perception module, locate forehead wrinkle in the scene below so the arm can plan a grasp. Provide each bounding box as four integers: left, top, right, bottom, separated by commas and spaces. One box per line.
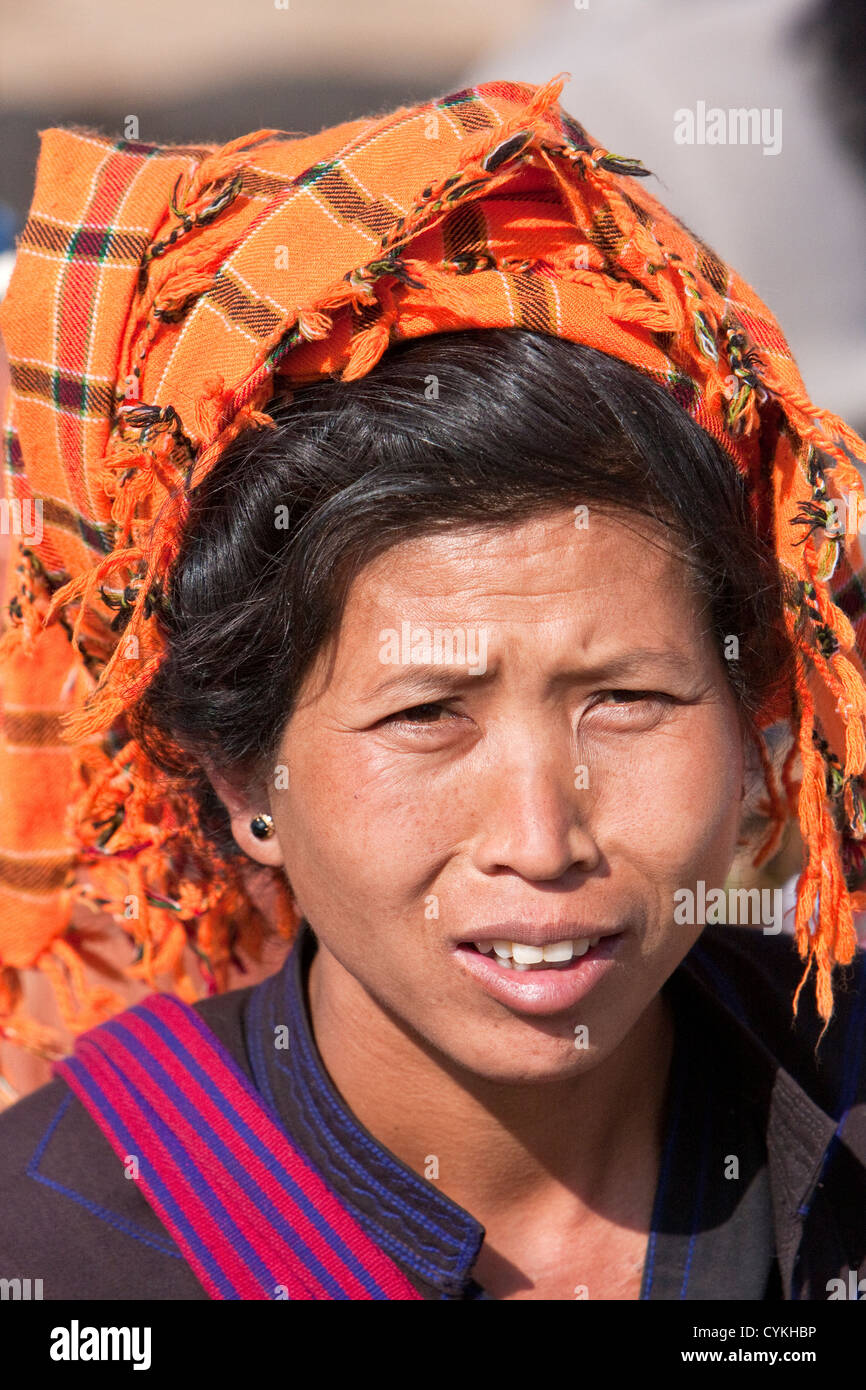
353, 507, 683, 607
364, 535, 682, 606
359, 569, 687, 627
359, 547, 683, 607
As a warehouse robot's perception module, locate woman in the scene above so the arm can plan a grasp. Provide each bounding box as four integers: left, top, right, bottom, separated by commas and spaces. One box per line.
0, 75, 865, 1301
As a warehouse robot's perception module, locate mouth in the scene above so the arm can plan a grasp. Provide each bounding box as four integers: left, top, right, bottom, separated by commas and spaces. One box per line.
452, 931, 625, 1016
458, 935, 606, 970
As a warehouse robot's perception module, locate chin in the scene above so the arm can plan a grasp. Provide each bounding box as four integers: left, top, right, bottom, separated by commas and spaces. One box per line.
439, 1029, 610, 1086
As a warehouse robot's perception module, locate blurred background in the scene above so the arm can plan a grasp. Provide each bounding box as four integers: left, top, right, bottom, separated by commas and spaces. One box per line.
3, 0, 864, 423
0, 0, 864, 1095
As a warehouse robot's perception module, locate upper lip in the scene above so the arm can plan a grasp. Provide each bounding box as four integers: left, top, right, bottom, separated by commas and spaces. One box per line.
459, 924, 622, 948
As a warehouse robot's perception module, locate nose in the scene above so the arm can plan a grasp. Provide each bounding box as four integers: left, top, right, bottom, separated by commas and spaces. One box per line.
472, 725, 601, 883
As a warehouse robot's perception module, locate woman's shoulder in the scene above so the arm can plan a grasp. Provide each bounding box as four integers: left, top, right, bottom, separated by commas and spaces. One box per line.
0, 1070, 207, 1299
0, 977, 261, 1300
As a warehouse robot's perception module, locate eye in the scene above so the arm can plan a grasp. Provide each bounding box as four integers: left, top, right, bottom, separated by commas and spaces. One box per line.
382, 701, 456, 727
595, 689, 666, 703
588, 690, 675, 718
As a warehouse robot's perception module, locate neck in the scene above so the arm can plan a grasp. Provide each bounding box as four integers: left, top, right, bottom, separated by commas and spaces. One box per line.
305, 934, 676, 1229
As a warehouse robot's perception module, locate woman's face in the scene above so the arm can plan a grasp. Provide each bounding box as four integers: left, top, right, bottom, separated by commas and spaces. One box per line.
238, 506, 747, 1083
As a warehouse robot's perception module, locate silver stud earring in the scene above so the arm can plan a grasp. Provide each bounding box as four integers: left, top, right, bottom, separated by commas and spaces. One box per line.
250, 812, 275, 840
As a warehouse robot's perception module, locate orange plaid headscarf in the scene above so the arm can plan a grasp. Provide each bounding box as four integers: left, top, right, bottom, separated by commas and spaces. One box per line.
1, 72, 865, 1070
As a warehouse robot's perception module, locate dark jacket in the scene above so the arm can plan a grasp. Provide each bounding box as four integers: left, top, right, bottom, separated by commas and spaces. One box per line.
0, 921, 864, 1300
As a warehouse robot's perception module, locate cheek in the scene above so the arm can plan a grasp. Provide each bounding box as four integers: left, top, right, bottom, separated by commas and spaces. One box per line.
276, 733, 449, 910
595, 707, 744, 888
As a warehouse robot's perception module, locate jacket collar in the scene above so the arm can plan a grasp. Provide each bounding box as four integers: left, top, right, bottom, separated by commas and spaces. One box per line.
244, 921, 485, 1298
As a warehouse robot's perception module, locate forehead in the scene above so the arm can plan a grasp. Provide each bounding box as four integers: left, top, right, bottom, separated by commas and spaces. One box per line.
289, 507, 727, 712
340, 508, 695, 635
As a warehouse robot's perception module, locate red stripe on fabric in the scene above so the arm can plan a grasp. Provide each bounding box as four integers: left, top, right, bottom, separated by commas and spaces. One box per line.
57, 261, 100, 377
106, 1013, 347, 1300
54, 1053, 243, 1299
148, 995, 422, 1299
734, 309, 789, 356
55, 149, 149, 525
55, 260, 100, 523
60, 1038, 310, 1300
87, 152, 147, 227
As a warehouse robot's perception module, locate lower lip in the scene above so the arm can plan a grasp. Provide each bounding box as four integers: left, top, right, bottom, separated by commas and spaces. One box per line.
452, 936, 624, 1016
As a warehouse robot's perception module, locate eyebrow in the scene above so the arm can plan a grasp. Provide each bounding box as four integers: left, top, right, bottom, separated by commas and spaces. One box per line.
364, 646, 695, 702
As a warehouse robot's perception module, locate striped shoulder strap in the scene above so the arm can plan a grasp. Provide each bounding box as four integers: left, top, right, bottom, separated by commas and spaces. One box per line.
53, 992, 423, 1300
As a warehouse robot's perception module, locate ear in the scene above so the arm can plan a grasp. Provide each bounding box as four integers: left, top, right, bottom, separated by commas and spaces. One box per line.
201, 755, 285, 868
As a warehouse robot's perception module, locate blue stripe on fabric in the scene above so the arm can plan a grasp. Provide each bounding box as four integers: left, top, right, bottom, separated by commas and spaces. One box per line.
279, 961, 476, 1284
58, 1055, 240, 1299
105, 1016, 354, 1301
27, 1091, 182, 1260
246, 981, 278, 1113
247, 975, 401, 1299
259, 971, 446, 1289
133, 1002, 390, 1300
88, 1025, 281, 1296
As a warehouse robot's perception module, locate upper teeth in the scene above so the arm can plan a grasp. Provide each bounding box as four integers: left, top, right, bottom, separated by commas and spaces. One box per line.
476, 938, 600, 964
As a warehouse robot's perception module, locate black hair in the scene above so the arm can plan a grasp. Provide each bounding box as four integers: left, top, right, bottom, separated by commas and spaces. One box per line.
131, 328, 794, 860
